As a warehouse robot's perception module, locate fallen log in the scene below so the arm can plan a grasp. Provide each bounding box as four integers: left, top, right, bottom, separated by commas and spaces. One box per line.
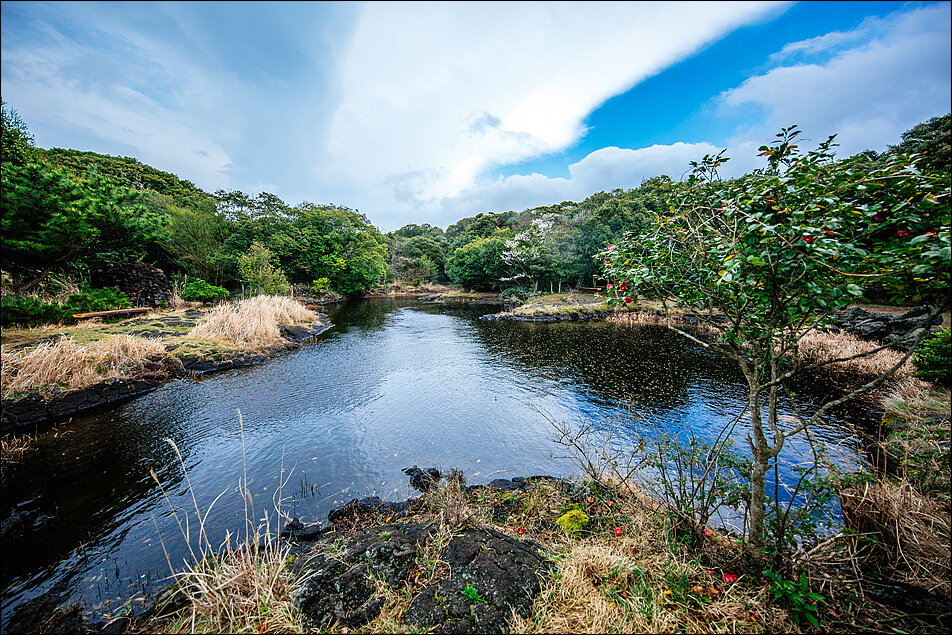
72, 307, 152, 320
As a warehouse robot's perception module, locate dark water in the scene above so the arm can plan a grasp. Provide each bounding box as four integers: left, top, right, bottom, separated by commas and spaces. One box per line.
0, 298, 872, 627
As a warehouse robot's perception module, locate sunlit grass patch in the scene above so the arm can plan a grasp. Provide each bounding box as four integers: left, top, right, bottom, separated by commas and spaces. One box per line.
0, 333, 168, 398
797, 329, 912, 378
186, 295, 316, 347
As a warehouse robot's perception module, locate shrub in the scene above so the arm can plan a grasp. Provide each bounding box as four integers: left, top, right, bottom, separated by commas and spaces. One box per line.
0, 295, 67, 327
63, 287, 131, 314
912, 328, 951, 387
180, 280, 230, 305
237, 241, 290, 296
310, 278, 331, 294
0, 287, 130, 327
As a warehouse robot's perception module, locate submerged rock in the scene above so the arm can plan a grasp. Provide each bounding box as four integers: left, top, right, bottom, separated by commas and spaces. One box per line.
403, 465, 442, 492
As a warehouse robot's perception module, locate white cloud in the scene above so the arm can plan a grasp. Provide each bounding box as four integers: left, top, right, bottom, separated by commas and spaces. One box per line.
434, 141, 718, 222
720, 3, 951, 162
322, 1, 789, 222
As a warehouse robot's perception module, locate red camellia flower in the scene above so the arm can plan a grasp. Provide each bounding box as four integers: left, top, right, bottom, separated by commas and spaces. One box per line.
722, 573, 738, 583
623, 297, 633, 304
803, 235, 814, 244
607, 283, 613, 289
897, 229, 911, 237
614, 527, 623, 536
517, 527, 524, 535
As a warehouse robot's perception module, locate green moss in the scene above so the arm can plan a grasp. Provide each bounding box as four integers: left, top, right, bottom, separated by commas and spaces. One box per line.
556, 509, 590, 536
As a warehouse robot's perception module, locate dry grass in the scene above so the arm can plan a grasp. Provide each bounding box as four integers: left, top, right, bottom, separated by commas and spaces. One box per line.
606, 310, 670, 327
881, 378, 951, 423
142, 426, 305, 634
186, 295, 316, 347
839, 479, 951, 597
358, 475, 796, 634
149, 538, 303, 634
1, 334, 168, 398
507, 481, 789, 634
797, 329, 913, 378
1, 431, 37, 462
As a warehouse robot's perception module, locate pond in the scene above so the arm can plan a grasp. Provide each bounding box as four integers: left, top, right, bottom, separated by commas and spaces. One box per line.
0, 297, 874, 627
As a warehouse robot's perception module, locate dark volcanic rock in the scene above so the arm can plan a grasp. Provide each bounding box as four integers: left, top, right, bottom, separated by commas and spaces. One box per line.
290, 522, 551, 633
327, 496, 412, 527
92, 261, 172, 308
292, 523, 434, 629
402, 526, 552, 633
834, 305, 943, 351
403, 465, 442, 492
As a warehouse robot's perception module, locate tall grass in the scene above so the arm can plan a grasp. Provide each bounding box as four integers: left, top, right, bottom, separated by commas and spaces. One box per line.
186, 295, 316, 347
797, 330, 912, 378
1, 334, 168, 398
145, 414, 304, 633
839, 478, 951, 597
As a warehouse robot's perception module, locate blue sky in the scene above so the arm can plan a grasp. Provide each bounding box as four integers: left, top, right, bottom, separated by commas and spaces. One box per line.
2, 1, 949, 232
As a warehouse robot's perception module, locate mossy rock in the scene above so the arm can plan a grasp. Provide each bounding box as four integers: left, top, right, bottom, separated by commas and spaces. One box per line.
555, 509, 589, 536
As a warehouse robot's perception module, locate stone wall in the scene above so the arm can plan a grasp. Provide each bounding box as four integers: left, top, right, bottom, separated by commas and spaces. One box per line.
92, 261, 173, 307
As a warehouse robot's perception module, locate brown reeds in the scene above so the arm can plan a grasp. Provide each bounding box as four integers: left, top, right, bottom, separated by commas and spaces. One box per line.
144, 417, 305, 634
186, 295, 316, 347
1, 431, 36, 462
881, 377, 950, 423
797, 330, 913, 378
839, 479, 951, 597
1, 334, 168, 398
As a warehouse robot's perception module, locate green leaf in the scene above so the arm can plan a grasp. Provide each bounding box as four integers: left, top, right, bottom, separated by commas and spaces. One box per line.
846, 284, 863, 296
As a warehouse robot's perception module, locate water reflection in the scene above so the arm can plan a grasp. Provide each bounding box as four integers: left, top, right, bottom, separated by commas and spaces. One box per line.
0, 298, 870, 628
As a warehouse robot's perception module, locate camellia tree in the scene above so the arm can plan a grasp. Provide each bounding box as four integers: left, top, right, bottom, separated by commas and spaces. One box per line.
600, 127, 950, 558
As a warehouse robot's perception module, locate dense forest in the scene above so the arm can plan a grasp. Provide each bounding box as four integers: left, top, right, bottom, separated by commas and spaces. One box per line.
1, 99, 949, 319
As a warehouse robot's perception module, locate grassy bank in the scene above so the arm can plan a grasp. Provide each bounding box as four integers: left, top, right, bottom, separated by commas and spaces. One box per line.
1, 295, 321, 400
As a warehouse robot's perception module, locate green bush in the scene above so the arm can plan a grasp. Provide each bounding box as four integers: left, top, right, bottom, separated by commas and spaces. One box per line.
912, 328, 951, 387
64, 287, 131, 314
180, 280, 230, 305
0, 295, 67, 327
310, 277, 331, 294
0, 287, 131, 327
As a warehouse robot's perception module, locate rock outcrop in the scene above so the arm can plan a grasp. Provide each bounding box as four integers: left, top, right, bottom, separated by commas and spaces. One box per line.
92, 261, 173, 308
281, 471, 569, 632
832, 305, 943, 351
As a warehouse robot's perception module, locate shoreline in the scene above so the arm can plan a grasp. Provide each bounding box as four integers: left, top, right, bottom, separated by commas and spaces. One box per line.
0, 306, 334, 435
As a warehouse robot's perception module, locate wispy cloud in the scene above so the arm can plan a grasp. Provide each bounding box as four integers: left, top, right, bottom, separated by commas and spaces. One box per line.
720, 2, 951, 165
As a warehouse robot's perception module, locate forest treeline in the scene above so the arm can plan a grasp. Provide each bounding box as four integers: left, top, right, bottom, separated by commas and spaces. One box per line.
1, 99, 949, 309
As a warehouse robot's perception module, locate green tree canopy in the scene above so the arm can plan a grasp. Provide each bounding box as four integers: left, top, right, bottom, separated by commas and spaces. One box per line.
890, 112, 951, 173
446, 230, 512, 291
1, 156, 170, 295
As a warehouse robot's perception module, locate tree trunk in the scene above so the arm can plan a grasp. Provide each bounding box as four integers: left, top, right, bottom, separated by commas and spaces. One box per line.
746, 384, 770, 558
